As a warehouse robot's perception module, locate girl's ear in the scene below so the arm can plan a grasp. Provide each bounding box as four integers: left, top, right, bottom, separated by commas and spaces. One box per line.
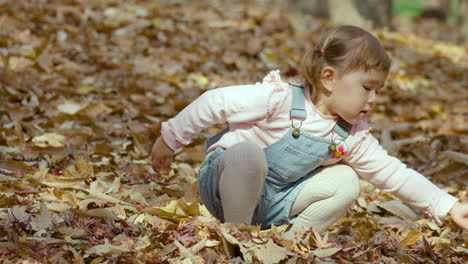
320, 66, 336, 93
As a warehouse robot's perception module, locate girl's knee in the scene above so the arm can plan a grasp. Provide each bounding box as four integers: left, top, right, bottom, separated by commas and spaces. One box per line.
223, 142, 266, 164
219, 142, 267, 176
327, 164, 360, 200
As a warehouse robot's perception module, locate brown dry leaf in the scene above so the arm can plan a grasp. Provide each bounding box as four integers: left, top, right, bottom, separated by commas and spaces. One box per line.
57, 227, 88, 239
142, 207, 189, 223
312, 247, 342, 258
8, 56, 34, 71
10, 205, 30, 223
134, 236, 151, 250
87, 191, 126, 206
75, 208, 118, 220
77, 198, 108, 210
174, 240, 204, 264
377, 200, 418, 221
251, 239, 288, 264
76, 156, 93, 174
36, 168, 88, 189
1, 0, 467, 263
82, 102, 113, 121
86, 239, 130, 255
312, 229, 333, 249
29, 203, 53, 232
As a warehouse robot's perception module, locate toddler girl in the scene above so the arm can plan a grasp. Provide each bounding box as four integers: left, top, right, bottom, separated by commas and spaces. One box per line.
152, 25, 468, 237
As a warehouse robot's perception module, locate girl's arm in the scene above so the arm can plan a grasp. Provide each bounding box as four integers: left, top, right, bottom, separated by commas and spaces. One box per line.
343, 122, 460, 226
161, 78, 286, 151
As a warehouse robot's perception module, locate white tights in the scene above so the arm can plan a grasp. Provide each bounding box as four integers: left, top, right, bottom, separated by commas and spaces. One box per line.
217, 143, 360, 236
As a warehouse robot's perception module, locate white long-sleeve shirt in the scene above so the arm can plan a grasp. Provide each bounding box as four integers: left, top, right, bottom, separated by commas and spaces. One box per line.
161, 70, 458, 224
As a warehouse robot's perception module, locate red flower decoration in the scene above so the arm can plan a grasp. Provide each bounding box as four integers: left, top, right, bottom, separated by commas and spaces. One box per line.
332, 144, 346, 159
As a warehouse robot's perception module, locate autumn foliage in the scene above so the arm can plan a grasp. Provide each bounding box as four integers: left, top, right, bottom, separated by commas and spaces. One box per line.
0, 0, 467, 263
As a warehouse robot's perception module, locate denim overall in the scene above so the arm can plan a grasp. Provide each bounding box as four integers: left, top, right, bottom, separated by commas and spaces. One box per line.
198, 83, 352, 229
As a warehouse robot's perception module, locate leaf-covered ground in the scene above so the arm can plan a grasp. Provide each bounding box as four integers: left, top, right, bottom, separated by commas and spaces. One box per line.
0, 0, 467, 263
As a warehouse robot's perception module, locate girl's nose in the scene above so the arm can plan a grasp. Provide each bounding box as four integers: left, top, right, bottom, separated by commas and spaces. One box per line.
368, 90, 376, 104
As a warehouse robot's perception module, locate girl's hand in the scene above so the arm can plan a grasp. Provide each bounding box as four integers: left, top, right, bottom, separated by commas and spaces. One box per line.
449, 201, 468, 231
151, 136, 174, 174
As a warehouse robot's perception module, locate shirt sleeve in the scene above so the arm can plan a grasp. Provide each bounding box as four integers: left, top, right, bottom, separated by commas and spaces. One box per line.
343, 121, 459, 225
161, 71, 287, 150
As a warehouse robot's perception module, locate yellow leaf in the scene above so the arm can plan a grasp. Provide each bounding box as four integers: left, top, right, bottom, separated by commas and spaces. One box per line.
190, 238, 207, 253
76, 156, 93, 174
205, 240, 220, 247
77, 85, 94, 94
9, 56, 34, 71
42, 180, 85, 189
134, 213, 146, 224
160, 200, 187, 216
88, 191, 126, 205
401, 230, 421, 248
90, 257, 105, 264
142, 207, 188, 223
46, 202, 72, 212
174, 240, 204, 264
190, 74, 209, 86
33, 133, 66, 148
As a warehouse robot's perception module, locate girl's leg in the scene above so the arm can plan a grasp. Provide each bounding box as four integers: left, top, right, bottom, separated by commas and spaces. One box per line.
284, 164, 360, 237
218, 143, 268, 224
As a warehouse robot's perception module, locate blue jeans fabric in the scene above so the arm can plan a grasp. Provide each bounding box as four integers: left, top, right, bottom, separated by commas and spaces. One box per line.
198, 127, 341, 229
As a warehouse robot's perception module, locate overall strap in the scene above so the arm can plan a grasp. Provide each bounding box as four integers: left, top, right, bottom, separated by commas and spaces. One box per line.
333, 118, 353, 139
289, 83, 307, 120
289, 82, 352, 139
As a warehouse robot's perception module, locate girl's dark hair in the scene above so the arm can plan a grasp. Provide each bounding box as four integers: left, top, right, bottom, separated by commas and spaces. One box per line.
299, 25, 392, 103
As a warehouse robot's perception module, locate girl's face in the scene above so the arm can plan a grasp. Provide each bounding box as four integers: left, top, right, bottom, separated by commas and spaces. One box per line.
326, 69, 388, 124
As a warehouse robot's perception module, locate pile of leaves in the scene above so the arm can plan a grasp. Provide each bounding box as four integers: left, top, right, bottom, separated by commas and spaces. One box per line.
0, 0, 467, 263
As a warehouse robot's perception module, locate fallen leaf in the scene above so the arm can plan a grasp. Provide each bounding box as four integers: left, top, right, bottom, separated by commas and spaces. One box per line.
251, 239, 288, 264
401, 229, 421, 248
377, 200, 417, 221
86, 239, 130, 255
57, 101, 87, 115
30, 203, 53, 232
312, 247, 342, 258
32, 133, 66, 148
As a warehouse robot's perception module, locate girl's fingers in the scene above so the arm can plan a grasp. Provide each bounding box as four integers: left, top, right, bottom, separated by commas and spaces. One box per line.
162, 157, 172, 170
453, 214, 468, 231
152, 163, 160, 173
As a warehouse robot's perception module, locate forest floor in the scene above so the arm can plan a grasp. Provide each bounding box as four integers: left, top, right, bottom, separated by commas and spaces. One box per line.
0, 0, 467, 263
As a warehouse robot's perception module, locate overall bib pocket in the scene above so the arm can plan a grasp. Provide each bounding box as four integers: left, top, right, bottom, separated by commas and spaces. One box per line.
268, 145, 324, 182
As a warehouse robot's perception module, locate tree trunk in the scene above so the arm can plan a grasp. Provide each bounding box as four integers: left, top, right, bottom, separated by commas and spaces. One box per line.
296, 0, 392, 29
421, 0, 451, 20
457, 0, 468, 43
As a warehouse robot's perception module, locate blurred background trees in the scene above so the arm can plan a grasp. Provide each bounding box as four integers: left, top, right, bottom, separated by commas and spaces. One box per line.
285, 0, 468, 43
156, 0, 467, 43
